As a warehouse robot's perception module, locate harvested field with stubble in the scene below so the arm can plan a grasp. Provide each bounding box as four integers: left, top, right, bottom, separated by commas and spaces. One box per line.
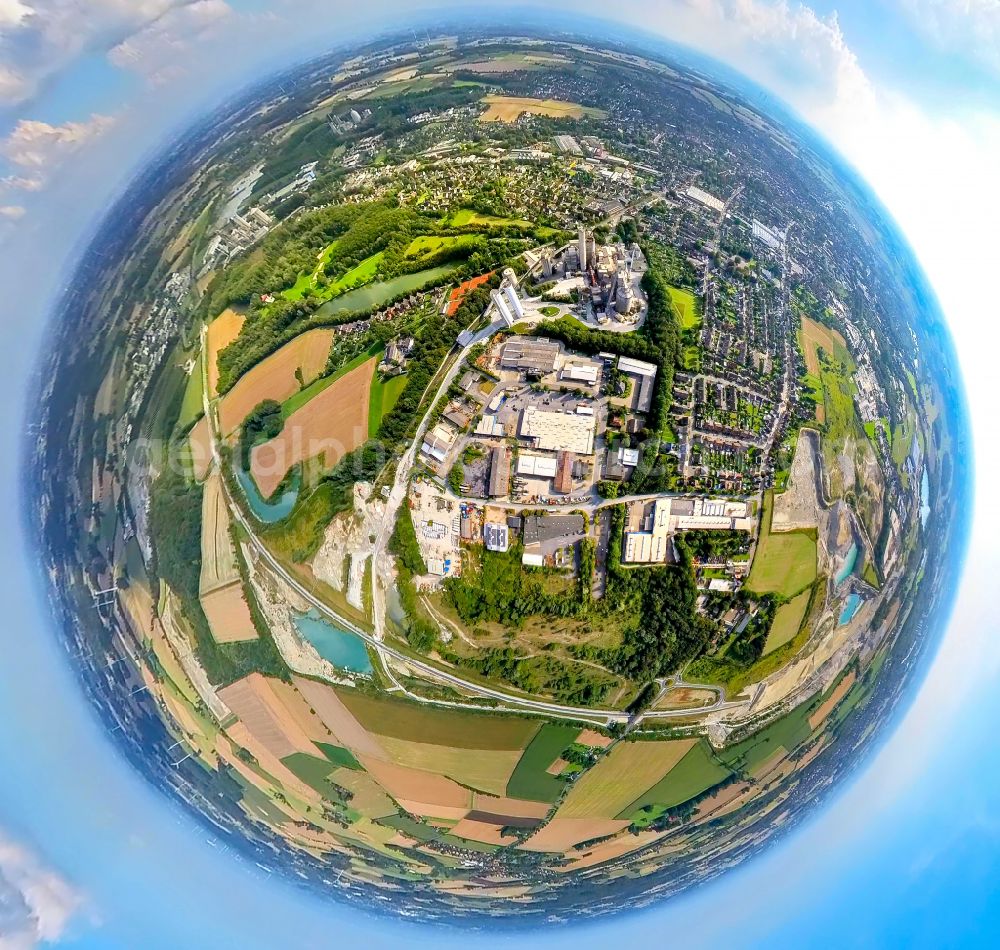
207, 308, 245, 396
218, 327, 334, 435
291, 676, 387, 759
359, 755, 472, 817
188, 416, 212, 482
218, 674, 319, 761
518, 817, 629, 853
800, 315, 848, 377
557, 828, 669, 872
250, 357, 374, 499
199, 471, 257, 643
479, 95, 604, 122
556, 739, 697, 818
376, 735, 522, 797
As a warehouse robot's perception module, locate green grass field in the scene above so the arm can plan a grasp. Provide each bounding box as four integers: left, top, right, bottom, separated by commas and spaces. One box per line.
619, 741, 731, 815
330, 251, 384, 293
337, 688, 540, 750
444, 208, 537, 230
404, 234, 478, 258
668, 286, 700, 330
281, 752, 345, 800
281, 342, 382, 419
746, 492, 817, 598
176, 351, 205, 431
718, 695, 816, 774
506, 723, 579, 802
368, 372, 408, 438
763, 588, 811, 655
317, 742, 362, 770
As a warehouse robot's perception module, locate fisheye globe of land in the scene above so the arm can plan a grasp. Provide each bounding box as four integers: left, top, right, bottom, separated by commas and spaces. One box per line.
36, 31, 963, 922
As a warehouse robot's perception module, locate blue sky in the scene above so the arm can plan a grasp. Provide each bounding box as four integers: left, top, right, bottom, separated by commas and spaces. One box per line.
1, 1, 999, 946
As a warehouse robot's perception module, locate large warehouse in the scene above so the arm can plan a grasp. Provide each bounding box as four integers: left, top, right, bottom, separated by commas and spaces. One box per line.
518, 406, 596, 455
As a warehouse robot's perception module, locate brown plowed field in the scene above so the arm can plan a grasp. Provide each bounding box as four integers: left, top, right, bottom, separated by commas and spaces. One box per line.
218, 328, 334, 435
291, 676, 387, 759
218, 674, 318, 760
250, 357, 373, 498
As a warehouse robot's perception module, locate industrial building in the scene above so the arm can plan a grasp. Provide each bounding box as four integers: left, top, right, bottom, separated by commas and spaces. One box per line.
487, 446, 511, 498
555, 451, 574, 494
622, 497, 754, 564
474, 415, 505, 438
617, 355, 658, 414
516, 453, 558, 478
500, 338, 561, 375
560, 361, 601, 385
484, 522, 510, 552
421, 423, 457, 463
624, 498, 673, 564
685, 185, 725, 213
519, 406, 596, 455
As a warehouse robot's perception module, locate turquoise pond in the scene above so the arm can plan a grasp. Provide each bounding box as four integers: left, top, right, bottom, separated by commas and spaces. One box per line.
235, 465, 299, 524
315, 264, 459, 319
839, 593, 862, 626
293, 612, 373, 675
835, 543, 859, 587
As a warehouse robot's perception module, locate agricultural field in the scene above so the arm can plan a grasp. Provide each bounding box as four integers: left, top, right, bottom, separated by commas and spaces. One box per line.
747, 492, 817, 598
218, 328, 334, 434
188, 416, 212, 481
506, 723, 579, 802
479, 95, 605, 123
620, 741, 732, 816
198, 471, 257, 643
250, 356, 375, 498
809, 671, 857, 729
519, 817, 629, 853
206, 308, 246, 396
557, 739, 696, 818
763, 588, 812, 655
451, 52, 571, 74
336, 688, 539, 750
281, 342, 382, 419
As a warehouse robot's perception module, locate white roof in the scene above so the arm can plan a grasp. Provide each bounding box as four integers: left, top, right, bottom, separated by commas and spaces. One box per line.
620, 447, 641, 467
517, 454, 559, 478
522, 552, 545, 567
617, 356, 658, 378
561, 363, 600, 384
519, 407, 596, 455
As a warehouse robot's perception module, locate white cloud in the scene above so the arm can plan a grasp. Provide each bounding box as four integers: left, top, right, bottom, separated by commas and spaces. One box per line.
0, 831, 84, 949
897, 0, 1000, 73
108, 0, 233, 86
0, 0, 226, 104
0, 0, 30, 29
0, 204, 25, 219
0, 114, 116, 171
